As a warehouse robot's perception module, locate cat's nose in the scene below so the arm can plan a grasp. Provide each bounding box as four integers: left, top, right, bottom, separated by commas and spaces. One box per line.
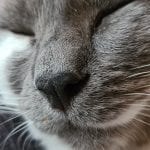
35, 72, 87, 111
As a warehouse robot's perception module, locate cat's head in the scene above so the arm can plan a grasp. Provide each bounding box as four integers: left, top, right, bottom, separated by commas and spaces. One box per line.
3, 0, 150, 136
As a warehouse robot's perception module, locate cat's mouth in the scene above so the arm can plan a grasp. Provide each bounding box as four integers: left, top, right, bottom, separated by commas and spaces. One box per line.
21, 90, 147, 135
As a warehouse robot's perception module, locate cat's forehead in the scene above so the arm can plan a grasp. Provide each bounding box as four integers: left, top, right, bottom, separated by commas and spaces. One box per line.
47, 0, 130, 9
40, 0, 99, 13
51, 0, 125, 6
32, 0, 131, 20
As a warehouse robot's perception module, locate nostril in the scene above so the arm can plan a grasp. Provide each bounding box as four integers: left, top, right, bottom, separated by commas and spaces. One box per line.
53, 73, 81, 94
35, 76, 51, 94
35, 72, 89, 111
64, 74, 89, 98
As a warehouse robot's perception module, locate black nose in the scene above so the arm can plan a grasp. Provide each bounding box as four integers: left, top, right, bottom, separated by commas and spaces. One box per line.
35, 72, 88, 111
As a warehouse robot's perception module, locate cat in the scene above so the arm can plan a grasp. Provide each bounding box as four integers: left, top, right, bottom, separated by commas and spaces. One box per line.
0, 0, 150, 150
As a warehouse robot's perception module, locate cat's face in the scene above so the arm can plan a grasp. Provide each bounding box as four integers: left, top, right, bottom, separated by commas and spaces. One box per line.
3, 0, 150, 139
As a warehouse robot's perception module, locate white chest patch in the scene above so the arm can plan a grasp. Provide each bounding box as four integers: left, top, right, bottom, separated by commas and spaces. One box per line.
0, 29, 74, 150
29, 123, 74, 150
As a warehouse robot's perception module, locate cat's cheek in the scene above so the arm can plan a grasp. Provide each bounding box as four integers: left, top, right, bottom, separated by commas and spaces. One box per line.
90, 101, 146, 129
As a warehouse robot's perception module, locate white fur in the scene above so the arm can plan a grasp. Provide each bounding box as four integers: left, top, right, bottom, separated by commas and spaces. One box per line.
0, 29, 31, 106
29, 123, 74, 150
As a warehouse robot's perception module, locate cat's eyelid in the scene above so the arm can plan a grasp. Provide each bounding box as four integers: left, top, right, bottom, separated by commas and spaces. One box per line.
94, 0, 134, 28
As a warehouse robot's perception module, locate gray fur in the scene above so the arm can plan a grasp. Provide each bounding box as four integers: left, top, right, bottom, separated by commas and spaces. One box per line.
1, 0, 150, 149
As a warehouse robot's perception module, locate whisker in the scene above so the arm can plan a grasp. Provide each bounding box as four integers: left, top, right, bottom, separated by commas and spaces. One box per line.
0, 106, 18, 111
0, 121, 29, 150
0, 104, 18, 108
124, 93, 150, 96
0, 110, 19, 115
0, 114, 22, 127
0, 104, 18, 109
138, 112, 150, 118
134, 118, 150, 127
135, 85, 150, 90
127, 71, 150, 78
100, 106, 150, 129
26, 137, 33, 150
0, 108, 18, 111
123, 103, 150, 109
0, 107, 19, 115
131, 64, 150, 70
0, 109, 30, 127
139, 74, 150, 78
17, 128, 29, 148
22, 134, 32, 150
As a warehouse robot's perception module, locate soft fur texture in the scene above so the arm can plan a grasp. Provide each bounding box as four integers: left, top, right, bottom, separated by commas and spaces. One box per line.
0, 113, 42, 150
0, 0, 150, 150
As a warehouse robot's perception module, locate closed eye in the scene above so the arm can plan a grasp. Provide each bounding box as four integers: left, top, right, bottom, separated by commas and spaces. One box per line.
94, 0, 135, 29
11, 29, 35, 36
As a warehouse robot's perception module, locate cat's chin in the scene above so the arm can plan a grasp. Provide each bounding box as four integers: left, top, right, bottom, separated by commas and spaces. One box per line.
28, 121, 73, 150
28, 120, 66, 136
33, 119, 68, 134
22, 108, 69, 134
